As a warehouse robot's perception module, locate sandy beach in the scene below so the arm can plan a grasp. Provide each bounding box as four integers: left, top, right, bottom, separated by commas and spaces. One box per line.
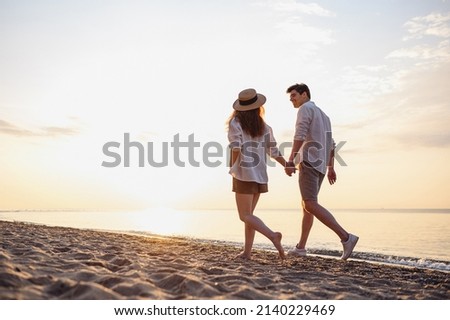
0, 220, 448, 300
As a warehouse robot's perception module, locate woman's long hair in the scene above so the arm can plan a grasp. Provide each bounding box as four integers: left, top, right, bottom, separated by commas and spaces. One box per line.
226, 107, 266, 138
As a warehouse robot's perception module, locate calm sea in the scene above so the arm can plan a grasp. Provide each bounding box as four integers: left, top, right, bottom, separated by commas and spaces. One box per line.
1, 208, 449, 271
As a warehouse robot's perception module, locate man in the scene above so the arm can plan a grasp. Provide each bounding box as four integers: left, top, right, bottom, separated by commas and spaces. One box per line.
285, 83, 358, 260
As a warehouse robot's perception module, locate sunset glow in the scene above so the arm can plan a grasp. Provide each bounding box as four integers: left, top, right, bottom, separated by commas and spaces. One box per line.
1, 0, 449, 210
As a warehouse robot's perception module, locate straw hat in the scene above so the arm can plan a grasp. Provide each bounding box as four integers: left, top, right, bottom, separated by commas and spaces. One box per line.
233, 88, 266, 111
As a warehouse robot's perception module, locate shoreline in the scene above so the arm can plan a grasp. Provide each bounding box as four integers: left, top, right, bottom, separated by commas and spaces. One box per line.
122, 230, 450, 273
1, 209, 449, 265
1, 220, 449, 299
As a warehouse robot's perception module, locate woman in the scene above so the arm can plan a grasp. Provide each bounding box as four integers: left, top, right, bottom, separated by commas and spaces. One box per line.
227, 88, 289, 260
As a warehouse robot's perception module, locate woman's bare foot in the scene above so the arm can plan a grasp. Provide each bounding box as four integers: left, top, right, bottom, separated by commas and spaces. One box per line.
234, 251, 252, 260
271, 232, 286, 259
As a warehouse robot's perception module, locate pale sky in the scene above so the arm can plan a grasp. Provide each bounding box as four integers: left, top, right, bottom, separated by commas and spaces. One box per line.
1, 0, 449, 210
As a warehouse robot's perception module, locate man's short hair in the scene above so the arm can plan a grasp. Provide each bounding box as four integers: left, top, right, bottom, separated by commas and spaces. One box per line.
287, 83, 311, 99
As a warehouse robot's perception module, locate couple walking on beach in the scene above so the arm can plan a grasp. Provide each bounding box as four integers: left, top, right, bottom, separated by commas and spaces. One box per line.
227, 84, 359, 261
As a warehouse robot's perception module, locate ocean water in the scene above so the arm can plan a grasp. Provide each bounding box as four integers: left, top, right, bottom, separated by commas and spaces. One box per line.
1, 208, 449, 272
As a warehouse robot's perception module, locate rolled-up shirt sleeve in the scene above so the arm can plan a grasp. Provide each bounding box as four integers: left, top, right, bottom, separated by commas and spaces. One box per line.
266, 126, 281, 158
294, 105, 312, 141
227, 118, 242, 150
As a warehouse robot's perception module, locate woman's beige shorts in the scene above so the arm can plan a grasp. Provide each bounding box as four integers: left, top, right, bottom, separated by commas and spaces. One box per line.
232, 178, 268, 194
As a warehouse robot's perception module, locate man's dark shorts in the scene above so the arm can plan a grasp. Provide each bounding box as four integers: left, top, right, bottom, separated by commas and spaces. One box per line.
299, 161, 325, 201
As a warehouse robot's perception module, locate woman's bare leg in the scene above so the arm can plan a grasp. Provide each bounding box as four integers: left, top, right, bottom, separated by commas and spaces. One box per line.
235, 193, 285, 259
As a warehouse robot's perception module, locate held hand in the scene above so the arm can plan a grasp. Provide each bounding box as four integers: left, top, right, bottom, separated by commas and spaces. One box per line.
285, 167, 296, 176
327, 167, 337, 185
285, 162, 296, 177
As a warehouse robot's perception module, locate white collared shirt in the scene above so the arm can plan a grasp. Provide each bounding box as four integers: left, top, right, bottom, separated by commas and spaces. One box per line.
294, 101, 335, 174
228, 118, 281, 183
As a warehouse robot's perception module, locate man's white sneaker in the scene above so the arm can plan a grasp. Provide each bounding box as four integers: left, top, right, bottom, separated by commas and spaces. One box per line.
287, 246, 307, 257
341, 233, 359, 260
